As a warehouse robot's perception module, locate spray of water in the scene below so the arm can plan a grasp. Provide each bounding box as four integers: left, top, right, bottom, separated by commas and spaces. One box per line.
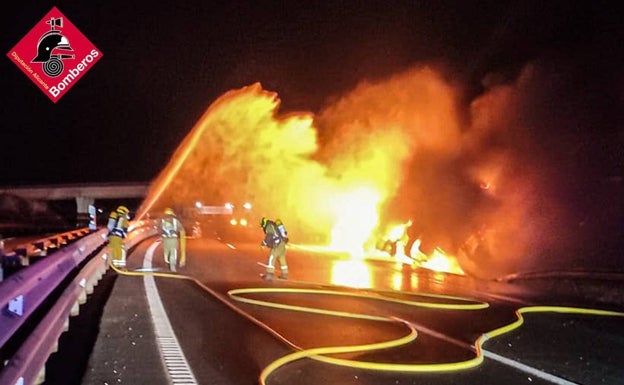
138, 83, 335, 240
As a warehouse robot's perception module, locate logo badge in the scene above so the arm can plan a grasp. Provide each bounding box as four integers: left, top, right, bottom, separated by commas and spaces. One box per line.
7, 7, 103, 103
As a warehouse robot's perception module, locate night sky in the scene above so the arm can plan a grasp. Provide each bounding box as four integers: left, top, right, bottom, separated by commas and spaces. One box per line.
2, 0, 623, 186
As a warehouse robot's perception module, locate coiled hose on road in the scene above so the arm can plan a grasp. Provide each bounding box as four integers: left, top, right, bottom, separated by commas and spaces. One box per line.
110, 260, 624, 385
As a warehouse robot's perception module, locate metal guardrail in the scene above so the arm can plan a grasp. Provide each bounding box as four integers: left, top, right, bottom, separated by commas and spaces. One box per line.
1, 228, 94, 275
0, 221, 158, 385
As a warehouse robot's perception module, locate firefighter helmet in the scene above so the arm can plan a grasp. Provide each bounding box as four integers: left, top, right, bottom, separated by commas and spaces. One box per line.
260, 217, 268, 229
32, 31, 73, 63
116, 205, 129, 215
164, 208, 175, 216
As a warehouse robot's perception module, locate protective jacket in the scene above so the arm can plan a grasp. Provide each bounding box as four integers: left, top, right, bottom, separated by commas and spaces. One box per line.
161, 216, 183, 238
261, 220, 281, 248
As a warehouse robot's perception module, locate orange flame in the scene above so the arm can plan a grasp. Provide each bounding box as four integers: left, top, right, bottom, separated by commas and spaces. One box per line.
138, 64, 558, 279
328, 186, 381, 255
421, 248, 464, 275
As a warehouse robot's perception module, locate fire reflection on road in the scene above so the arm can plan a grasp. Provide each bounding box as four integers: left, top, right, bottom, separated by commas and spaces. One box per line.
330, 259, 372, 288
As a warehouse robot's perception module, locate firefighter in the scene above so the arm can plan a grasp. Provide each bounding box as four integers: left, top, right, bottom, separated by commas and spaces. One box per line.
260, 216, 288, 281
160, 208, 186, 272
107, 205, 130, 267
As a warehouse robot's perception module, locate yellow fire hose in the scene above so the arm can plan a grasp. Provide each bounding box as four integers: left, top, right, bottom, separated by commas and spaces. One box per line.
228, 288, 624, 384
107, 251, 624, 385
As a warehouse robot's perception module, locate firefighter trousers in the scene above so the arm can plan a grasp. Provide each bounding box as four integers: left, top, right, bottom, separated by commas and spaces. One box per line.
109, 235, 126, 267
162, 237, 182, 265
266, 242, 288, 277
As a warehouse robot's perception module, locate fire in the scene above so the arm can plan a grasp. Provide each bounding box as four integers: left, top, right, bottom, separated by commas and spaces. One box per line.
421, 248, 465, 275
138, 64, 556, 279
386, 223, 408, 242
328, 186, 381, 255
331, 260, 372, 288
138, 83, 328, 236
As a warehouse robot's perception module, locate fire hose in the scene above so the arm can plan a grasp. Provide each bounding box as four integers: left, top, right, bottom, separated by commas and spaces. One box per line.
108, 248, 624, 385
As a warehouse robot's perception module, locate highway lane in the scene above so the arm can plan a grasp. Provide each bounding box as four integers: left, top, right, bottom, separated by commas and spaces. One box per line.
95, 231, 624, 385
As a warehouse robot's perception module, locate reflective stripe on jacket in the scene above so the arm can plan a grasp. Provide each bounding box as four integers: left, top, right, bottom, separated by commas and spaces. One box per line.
161, 217, 181, 238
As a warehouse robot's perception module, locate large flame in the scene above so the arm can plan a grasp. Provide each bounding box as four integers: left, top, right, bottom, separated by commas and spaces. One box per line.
139, 83, 332, 239
421, 248, 465, 275
328, 186, 381, 255
139, 63, 592, 279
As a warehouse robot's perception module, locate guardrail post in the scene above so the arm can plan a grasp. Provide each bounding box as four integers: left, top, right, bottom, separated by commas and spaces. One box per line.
71, 300, 80, 317
35, 366, 45, 385
34, 241, 47, 256
78, 279, 87, 304
47, 238, 59, 253
86, 273, 97, 295
99, 252, 109, 277
15, 247, 29, 267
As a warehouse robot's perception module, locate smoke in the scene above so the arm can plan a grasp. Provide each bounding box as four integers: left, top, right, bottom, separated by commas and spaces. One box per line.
456, 61, 623, 277
141, 60, 623, 278
141, 69, 464, 250
314, 66, 465, 247
311, 65, 545, 277
315, 61, 622, 278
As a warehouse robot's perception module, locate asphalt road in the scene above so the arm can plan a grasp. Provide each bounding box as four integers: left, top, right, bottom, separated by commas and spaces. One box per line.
78, 229, 624, 385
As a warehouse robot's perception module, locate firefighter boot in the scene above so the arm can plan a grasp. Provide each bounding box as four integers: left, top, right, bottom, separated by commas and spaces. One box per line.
261, 272, 274, 282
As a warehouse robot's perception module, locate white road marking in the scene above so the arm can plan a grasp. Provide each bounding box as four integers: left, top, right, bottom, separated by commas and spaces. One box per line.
413, 318, 580, 384
141, 239, 576, 385
482, 348, 580, 385
143, 241, 198, 385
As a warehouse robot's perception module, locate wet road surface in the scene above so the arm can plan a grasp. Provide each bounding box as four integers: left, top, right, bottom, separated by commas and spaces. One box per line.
80, 232, 624, 385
